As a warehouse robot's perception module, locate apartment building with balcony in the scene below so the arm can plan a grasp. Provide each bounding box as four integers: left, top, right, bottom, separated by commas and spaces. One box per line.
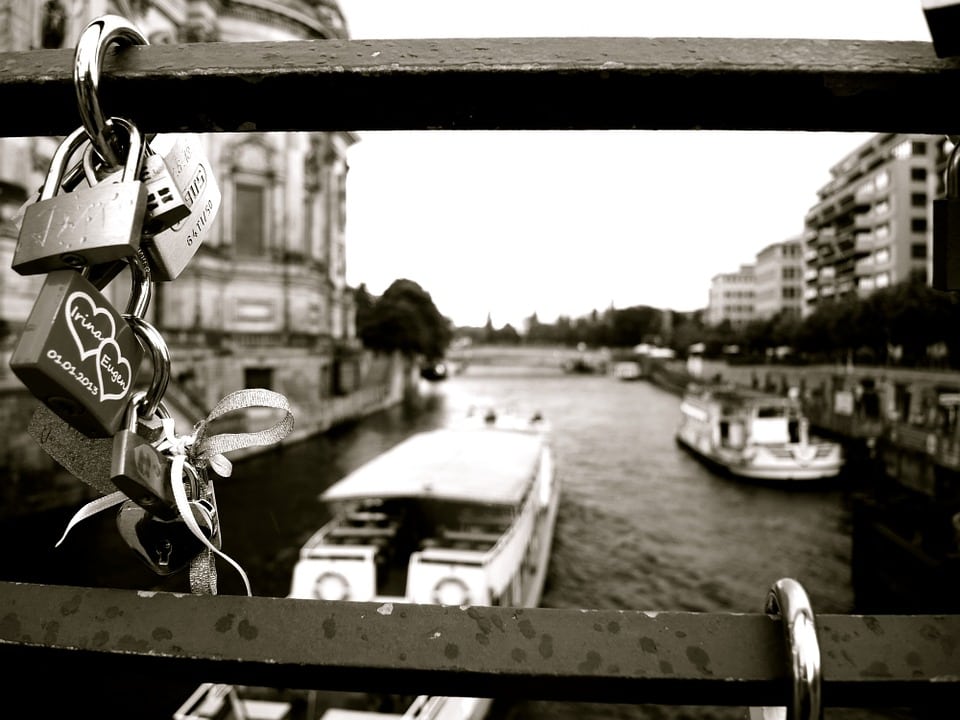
754, 237, 804, 320
706, 264, 755, 328
802, 133, 949, 314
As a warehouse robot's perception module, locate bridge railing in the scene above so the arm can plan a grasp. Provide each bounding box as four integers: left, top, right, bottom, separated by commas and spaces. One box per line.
1, 32, 959, 713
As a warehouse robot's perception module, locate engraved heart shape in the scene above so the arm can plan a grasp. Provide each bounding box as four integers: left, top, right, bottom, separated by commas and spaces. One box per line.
65, 291, 117, 361
96, 337, 133, 402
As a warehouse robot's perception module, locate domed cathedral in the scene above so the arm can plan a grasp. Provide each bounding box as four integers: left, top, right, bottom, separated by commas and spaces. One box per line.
0, 1, 389, 440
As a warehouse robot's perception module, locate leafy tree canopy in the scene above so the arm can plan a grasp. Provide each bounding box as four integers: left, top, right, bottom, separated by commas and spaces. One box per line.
356, 279, 453, 359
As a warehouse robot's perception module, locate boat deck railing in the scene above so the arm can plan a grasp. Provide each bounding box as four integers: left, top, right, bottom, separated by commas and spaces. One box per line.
2, 21, 960, 713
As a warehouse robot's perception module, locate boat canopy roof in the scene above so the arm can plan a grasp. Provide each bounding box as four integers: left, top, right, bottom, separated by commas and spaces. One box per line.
687, 384, 798, 409
321, 427, 546, 507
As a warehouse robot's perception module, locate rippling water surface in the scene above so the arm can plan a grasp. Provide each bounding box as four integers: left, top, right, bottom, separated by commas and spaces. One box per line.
425, 370, 904, 720
0, 367, 925, 719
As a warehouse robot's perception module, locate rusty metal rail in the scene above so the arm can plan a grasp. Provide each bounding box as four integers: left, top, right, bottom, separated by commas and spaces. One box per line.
0, 582, 956, 708
1, 37, 960, 136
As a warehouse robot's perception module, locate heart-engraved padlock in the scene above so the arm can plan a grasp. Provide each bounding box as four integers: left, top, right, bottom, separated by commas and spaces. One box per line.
9, 257, 150, 437
11, 120, 148, 276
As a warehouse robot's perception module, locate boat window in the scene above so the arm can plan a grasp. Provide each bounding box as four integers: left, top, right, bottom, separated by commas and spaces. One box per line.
756, 406, 787, 418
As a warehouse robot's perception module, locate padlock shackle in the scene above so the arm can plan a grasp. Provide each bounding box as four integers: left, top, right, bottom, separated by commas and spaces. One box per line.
74, 15, 147, 167
124, 315, 170, 419
40, 126, 93, 202
948, 141, 960, 198
125, 249, 153, 319
125, 389, 171, 427
81, 116, 146, 185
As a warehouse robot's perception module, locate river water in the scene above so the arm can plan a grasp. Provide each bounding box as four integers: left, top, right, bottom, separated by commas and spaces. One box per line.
0, 367, 924, 719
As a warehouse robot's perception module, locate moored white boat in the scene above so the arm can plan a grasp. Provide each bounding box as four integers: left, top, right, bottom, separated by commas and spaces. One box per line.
174, 409, 560, 720
675, 383, 844, 482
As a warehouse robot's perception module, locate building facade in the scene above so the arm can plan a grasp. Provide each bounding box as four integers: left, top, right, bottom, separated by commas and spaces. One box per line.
0, 1, 385, 439
753, 237, 804, 320
802, 133, 949, 314
706, 264, 755, 328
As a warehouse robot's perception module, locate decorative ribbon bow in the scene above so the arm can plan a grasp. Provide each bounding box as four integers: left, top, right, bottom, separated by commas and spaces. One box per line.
56, 389, 294, 596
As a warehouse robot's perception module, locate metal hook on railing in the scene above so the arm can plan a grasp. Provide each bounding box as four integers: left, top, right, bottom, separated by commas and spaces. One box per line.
73, 15, 148, 167
748, 578, 823, 720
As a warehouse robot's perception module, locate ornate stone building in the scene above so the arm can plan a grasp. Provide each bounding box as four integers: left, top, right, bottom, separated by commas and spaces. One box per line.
0, 1, 386, 442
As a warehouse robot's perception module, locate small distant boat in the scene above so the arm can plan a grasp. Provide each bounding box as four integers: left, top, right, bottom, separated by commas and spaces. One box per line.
612, 360, 643, 380
675, 383, 844, 483
174, 409, 560, 720
420, 359, 448, 381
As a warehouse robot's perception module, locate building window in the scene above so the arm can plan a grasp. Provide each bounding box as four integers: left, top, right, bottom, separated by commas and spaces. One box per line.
40, 0, 67, 48
876, 272, 890, 288
875, 248, 890, 264
912, 141, 927, 155
911, 217, 928, 233
911, 192, 927, 207
244, 367, 273, 390
911, 243, 928, 259
911, 167, 927, 181
235, 183, 266, 255
875, 169, 890, 189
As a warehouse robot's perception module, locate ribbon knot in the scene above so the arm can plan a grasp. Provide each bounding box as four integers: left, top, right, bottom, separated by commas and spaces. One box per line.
54, 388, 294, 597
156, 421, 232, 479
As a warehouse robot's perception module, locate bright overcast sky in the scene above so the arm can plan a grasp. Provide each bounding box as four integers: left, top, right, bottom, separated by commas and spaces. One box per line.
336, 1, 935, 329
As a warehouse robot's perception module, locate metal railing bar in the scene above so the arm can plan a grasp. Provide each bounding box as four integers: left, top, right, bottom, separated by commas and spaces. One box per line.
1, 37, 959, 136
0, 581, 956, 707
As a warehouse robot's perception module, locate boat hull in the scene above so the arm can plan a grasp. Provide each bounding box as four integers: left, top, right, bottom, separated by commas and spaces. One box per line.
675, 384, 845, 484
675, 429, 843, 483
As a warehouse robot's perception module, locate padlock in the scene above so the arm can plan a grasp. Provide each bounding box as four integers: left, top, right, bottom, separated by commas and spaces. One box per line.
11, 118, 148, 276
8, 148, 108, 236
139, 133, 222, 281
116, 493, 220, 577
108, 311, 175, 517
110, 393, 179, 521
933, 140, 960, 290
27, 404, 117, 495
9, 269, 145, 437
83, 127, 190, 237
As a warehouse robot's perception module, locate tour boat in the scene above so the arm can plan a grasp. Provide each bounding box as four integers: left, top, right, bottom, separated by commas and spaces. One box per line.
675, 383, 844, 482
174, 409, 560, 720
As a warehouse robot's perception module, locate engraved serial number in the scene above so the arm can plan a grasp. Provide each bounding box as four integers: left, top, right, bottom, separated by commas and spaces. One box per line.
46, 349, 98, 397
186, 197, 215, 246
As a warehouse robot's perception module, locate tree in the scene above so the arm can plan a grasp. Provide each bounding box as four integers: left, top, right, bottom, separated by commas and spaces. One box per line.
354, 283, 375, 336
357, 279, 453, 358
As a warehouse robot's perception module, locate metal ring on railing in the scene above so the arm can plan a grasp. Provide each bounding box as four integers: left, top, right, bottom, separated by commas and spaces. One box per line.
73, 15, 148, 167
124, 315, 171, 419
750, 578, 823, 720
